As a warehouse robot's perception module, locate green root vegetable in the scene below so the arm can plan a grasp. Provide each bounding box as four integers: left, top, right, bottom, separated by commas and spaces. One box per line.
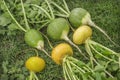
47, 18, 69, 40
73, 25, 120, 76
69, 8, 89, 28
25, 29, 44, 50
24, 29, 50, 57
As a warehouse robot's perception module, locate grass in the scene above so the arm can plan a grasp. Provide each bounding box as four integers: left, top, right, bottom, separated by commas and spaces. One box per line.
0, 0, 120, 80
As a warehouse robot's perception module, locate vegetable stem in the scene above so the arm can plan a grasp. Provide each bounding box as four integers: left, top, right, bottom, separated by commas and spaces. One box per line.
89, 40, 118, 55
119, 57, 120, 68
90, 44, 118, 63
29, 71, 33, 80
69, 23, 75, 32
21, 0, 30, 30
31, 4, 52, 20
41, 49, 51, 58
70, 61, 85, 73
87, 40, 113, 78
40, 32, 53, 49
33, 72, 39, 80
3, 0, 27, 32
45, 0, 55, 19
92, 58, 114, 78
37, 20, 50, 30
63, 63, 68, 80
62, 0, 70, 13
51, 1, 69, 17
70, 60, 94, 80
71, 56, 94, 73
34, 49, 39, 57
55, 13, 68, 18
88, 20, 119, 47
63, 56, 95, 80
64, 62, 73, 80
29, 20, 50, 24
104, 61, 111, 69
66, 60, 77, 80
85, 40, 94, 68
64, 36, 88, 59
104, 70, 114, 78
65, 64, 72, 80
63, 56, 73, 80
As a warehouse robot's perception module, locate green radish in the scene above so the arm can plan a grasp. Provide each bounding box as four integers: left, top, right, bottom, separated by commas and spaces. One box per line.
24, 29, 50, 57
69, 8, 90, 28
47, 18, 69, 40
3, 0, 50, 57
50, 0, 118, 46
73, 25, 120, 72
31, 0, 87, 58
25, 29, 44, 50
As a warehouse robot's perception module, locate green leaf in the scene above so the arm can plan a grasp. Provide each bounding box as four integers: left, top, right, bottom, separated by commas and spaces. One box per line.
27, 10, 38, 18
81, 73, 88, 80
0, 1, 6, 10
0, 29, 6, 35
0, 74, 9, 80
94, 65, 104, 71
107, 63, 119, 71
116, 70, 120, 79
100, 72, 106, 78
72, 60, 86, 67
0, 14, 11, 26
94, 45, 113, 56
107, 77, 117, 80
2, 61, 9, 73
95, 72, 102, 80
25, 0, 43, 4
8, 23, 20, 31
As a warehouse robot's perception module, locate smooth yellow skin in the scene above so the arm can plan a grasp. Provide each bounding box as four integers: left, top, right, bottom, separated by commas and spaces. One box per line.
25, 56, 45, 72
73, 25, 92, 44
51, 43, 73, 65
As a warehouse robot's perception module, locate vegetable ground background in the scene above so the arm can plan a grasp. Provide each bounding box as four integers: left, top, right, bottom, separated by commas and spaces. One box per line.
0, 0, 120, 80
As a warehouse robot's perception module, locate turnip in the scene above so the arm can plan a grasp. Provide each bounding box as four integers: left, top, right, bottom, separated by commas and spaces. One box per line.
3, 0, 50, 57
73, 25, 92, 45
73, 25, 120, 71
24, 29, 44, 50
25, 56, 45, 72
31, 0, 87, 58
50, 0, 118, 46
25, 56, 45, 80
51, 43, 95, 80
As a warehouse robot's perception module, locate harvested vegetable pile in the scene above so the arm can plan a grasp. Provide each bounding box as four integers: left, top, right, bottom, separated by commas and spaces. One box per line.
0, 0, 120, 80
